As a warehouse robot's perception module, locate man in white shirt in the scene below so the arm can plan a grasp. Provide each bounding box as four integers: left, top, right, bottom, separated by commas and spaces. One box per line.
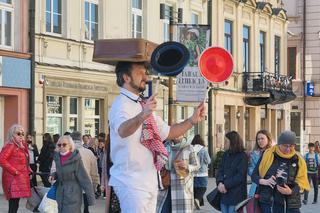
108, 61, 205, 213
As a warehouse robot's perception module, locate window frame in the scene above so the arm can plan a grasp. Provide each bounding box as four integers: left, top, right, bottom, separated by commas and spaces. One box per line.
243, 25, 250, 73
224, 20, 233, 55
274, 35, 281, 76
131, 0, 142, 38
191, 12, 199, 25
0, 1, 13, 49
259, 31, 266, 73
84, 0, 98, 41
45, 0, 62, 35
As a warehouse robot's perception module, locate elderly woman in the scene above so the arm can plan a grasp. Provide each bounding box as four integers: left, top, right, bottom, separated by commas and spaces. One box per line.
49, 136, 95, 213
251, 131, 310, 213
0, 124, 31, 213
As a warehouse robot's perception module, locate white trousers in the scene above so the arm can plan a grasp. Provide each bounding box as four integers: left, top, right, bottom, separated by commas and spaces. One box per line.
113, 186, 157, 213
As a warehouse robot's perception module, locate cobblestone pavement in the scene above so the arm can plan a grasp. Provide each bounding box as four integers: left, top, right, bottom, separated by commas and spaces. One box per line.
0, 178, 318, 212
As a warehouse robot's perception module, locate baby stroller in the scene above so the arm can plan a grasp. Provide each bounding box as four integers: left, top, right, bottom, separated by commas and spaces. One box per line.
26, 172, 50, 212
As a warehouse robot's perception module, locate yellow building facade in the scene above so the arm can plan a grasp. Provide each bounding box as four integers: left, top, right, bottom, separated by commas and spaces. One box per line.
33, 0, 294, 153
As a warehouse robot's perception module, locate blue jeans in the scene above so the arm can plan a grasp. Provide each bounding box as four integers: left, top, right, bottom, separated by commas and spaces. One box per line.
260, 202, 300, 213
220, 203, 236, 213
161, 188, 172, 213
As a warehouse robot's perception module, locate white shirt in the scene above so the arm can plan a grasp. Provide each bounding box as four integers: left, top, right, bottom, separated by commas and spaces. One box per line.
108, 88, 170, 192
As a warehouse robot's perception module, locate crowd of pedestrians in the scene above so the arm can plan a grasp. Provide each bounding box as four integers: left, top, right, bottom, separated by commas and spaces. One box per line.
0, 59, 319, 213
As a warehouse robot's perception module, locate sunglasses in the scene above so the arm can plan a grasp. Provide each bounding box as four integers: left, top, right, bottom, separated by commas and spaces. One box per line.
57, 143, 68, 148
16, 132, 25, 137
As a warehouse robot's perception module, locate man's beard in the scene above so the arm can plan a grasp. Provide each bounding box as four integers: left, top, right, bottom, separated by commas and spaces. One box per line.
129, 81, 146, 93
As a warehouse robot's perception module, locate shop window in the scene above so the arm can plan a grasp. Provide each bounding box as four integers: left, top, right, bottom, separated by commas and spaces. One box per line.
68, 97, 78, 132
46, 96, 63, 135
290, 111, 301, 152
84, 98, 100, 137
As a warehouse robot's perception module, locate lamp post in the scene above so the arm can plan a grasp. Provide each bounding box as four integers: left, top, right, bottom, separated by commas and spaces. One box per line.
160, 4, 183, 125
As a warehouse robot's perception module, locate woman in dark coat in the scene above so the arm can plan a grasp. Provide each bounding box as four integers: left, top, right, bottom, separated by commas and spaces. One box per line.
0, 124, 31, 213
216, 131, 248, 213
37, 133, 55, 187
50, 135, 95, 213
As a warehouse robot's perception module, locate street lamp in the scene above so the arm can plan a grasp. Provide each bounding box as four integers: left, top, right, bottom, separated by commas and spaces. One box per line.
160, 3, 183, 125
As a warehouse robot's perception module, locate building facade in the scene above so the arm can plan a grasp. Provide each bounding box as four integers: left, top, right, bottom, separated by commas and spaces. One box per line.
33, 0, 208, 143
0, 0, 31, 194
284, 0, 320, 152
207, 0, 293, 154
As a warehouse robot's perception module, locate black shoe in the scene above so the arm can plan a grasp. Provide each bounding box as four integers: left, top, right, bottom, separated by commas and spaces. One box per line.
312, 201, 317, 204
302, 200, 307, 205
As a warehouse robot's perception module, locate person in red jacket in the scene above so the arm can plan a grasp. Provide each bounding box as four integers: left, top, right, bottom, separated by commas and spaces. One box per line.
0, 124, 31, 213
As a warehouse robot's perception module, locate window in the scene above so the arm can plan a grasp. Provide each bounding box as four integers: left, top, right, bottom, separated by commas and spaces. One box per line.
0, 1, 12, 47
85, 1, 98, 40
0, 0, 11, 4
224, 20, 233, 54
191, 13, 199, 24
287, 47, 296, 79
260, 31, 266, 73
84, 99, 100, 137
275, 36, 280, 75
243, 26, 250, 73
68, 97, 78, 132
46, 0, 61, 34
46, 96, 63, 135
163, 5, 172, 42
132, 0, 142, 38
224, 106, 231, 133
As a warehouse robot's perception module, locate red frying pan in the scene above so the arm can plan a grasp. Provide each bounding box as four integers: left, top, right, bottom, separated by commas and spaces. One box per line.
198, 47, 234, 83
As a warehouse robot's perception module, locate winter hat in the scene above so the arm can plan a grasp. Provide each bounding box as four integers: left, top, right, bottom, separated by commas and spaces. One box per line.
278, 131, 296, 145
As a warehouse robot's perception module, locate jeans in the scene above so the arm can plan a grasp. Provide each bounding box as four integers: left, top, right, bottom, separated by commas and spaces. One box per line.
161, 187, 172, 213
260, 202, 300, 213
304, 173, 318, 202
220, 203, 236, 213
8, 198, 20, 213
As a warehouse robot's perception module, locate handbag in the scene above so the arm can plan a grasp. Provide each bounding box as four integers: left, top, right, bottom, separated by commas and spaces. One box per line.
38, 193, 58, 213
160, 167, 171, 189
206, 187, 221, 211
46, 182, 57, 200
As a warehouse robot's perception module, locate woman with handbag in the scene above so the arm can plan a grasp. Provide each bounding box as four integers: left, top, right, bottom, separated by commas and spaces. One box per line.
216, 131, 248, 213
49, 135, 95, 213
156, 136, 200, 213
0, 124, 31, 213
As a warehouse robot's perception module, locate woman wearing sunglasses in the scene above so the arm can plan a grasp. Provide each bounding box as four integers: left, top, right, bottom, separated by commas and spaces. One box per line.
49, 135, 95, 213
0, 124, 31, 213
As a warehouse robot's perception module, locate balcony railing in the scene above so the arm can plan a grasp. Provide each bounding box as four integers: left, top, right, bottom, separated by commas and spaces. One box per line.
242, 72, 296, 106
242, 71, 293, 93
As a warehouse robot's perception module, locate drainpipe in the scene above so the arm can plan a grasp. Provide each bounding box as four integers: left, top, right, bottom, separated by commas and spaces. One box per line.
29, 0, 35, 136
302, 0, 306, 130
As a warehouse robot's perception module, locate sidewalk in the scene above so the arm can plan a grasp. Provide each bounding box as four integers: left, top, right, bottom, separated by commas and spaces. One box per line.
0, 178, 318, 212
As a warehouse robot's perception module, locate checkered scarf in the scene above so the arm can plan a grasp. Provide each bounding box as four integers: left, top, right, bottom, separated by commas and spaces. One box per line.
140, 100, 168, 171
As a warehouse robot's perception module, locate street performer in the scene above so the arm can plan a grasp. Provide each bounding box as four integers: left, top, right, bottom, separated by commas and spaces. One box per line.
108, 61, 205, 213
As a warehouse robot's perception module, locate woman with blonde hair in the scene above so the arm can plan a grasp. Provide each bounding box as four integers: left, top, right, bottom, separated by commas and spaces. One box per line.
49, 136, 95, 213
248, 130, 273, 197
0, 124, 31, 213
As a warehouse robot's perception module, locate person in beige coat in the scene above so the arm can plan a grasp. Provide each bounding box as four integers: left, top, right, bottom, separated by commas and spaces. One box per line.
71, 131, 99, 213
